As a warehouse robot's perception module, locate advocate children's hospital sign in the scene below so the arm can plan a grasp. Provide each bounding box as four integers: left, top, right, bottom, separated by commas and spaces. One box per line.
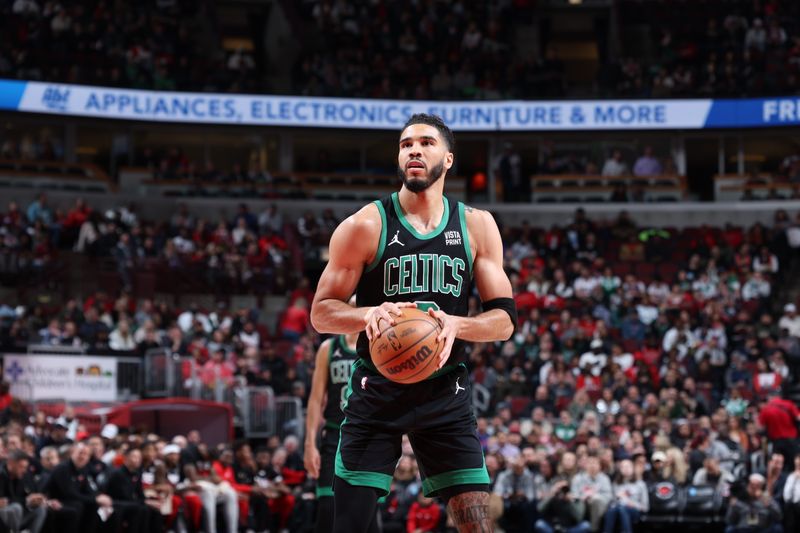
1, 79, 800, 131
3, 354, 117, 401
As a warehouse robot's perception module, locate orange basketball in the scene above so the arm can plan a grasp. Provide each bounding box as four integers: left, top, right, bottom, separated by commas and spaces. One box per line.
369, 307, 443, 384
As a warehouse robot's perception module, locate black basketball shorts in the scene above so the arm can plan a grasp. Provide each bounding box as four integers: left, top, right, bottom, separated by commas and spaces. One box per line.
335, 358, 488, 498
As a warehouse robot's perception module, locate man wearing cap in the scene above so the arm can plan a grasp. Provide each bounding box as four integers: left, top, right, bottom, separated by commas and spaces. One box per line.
162, 443, 203, 532
780, 303, 800, 338
39, 419, 72, 450
644, 452, 673, 484
758, 392, 800, 472
725, 473, 782, 533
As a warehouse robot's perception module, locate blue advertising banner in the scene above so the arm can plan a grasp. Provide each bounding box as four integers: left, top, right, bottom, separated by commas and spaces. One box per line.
0, 79, 798, 131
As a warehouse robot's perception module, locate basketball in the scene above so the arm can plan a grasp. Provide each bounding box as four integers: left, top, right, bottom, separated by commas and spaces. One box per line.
369, 307, 444, 384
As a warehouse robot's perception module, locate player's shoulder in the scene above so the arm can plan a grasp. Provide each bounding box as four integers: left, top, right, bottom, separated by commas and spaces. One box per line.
461, 203, 500, 236
337, 202, 382, 237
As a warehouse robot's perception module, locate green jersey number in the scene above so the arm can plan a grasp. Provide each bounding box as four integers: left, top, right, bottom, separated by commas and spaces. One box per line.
415, 301, 440, 313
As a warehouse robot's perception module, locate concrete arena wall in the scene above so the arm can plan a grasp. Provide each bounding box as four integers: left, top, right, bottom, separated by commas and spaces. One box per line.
4, 186, 798, 229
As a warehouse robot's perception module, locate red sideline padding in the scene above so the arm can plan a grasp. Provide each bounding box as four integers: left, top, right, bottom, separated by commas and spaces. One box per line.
35, 399, 234, 446
107, 399, 234, 446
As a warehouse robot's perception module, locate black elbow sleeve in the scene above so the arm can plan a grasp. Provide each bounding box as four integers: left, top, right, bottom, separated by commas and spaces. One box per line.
481, 297, 517, 336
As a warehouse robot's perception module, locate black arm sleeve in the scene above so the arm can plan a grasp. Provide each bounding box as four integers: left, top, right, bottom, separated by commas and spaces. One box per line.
481, 297, 517, 333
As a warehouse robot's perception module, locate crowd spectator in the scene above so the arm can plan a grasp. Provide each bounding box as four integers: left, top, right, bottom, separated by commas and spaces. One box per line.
3, 0, 798, 99
632, 146, 663, 177
601, 150, 629, 177
725, 473, 783, 533
0, 1, 266, 94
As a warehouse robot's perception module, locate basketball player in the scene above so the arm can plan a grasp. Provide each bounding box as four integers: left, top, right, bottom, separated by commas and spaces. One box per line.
310, 114, 516, 533
305, 307, 380, 533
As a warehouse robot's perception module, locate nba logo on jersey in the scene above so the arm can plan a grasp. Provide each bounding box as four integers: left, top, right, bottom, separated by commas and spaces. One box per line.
444, 231, 461, 246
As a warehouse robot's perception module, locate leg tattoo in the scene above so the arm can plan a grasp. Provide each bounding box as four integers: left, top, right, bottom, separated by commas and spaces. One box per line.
447, 491, 492, 533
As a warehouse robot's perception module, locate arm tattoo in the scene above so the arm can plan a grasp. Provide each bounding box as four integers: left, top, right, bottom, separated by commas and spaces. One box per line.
448, 491, 492, 533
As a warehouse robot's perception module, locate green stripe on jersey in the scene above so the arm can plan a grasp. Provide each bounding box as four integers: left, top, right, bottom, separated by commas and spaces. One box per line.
366, 200, 388, 272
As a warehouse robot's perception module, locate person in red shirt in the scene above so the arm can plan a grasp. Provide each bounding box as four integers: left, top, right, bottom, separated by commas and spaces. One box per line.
758, 392, 800, 471
212, 448, 251, 531
406, 492, 442, 533
0, 382, 12, 412
200, 348, 236, 389
279, 299, 310, 342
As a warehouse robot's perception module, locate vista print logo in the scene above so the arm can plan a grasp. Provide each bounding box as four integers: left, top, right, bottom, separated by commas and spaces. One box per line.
41, 86, 70, 112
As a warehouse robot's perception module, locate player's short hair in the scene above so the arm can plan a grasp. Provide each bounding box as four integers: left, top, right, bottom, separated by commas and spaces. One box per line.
402, 114, 455, 152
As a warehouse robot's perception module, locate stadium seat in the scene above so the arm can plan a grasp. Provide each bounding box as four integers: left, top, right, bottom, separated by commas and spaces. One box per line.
682, 485, 724, 521
642, 482, 681, 523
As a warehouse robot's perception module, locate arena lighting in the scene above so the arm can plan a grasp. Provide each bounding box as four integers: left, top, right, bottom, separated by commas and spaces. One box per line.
568, 0, 583, 4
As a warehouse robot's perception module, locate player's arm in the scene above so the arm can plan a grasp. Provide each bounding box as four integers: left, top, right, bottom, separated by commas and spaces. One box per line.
429, 208, 515, 367
310, 204, 415, 339
304, 338, 331, 479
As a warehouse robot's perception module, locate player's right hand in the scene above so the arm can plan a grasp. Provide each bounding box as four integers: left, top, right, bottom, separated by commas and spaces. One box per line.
304, 443, 321, 479
364, 301, 416, 341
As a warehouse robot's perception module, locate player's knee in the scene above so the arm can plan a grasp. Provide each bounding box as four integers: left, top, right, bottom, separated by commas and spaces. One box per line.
441, 485, 490, 510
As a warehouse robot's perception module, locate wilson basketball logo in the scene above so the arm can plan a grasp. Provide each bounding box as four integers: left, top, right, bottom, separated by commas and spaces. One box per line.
385, 345, 433, 375
370, 308, 443, 384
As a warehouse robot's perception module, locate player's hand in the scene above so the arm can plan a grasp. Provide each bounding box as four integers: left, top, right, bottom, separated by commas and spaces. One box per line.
428, 308, 460, 370
304, 442, 321, 479
364, 301, 416, 341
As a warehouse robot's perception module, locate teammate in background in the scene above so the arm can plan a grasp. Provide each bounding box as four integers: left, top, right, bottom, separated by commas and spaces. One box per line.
311, 113, 515, 533
305, 298, 381, 533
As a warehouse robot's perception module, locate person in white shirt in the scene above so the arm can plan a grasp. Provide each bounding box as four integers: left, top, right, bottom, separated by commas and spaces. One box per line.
574, 267, 599, 299
604, 459, 648, 533
553, 269, 574, 299
741, 272, 771, 301
579, 339, 608, 376
602, 150, 629, 177
662, 315, 698, 360
784, 453, 800, 531
636, 297, 659, 325
753, 246, 779, 274
779, 303, 800, 338
109, 319, 136, 351
647, 278, 670, 304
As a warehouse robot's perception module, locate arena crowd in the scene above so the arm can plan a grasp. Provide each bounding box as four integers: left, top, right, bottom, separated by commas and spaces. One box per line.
2, 0, 799, 99
2, 197, 800, 531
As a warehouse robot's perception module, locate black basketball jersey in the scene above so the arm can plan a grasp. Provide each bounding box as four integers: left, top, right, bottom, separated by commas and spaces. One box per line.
356, 192, 473, 370
323, 335, 357, 427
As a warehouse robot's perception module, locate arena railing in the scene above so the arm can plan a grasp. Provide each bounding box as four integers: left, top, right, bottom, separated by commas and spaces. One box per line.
27, 344, 86, 355
240, 386, 276, 438
142, 348, 294, 439
115, 355, 144, 401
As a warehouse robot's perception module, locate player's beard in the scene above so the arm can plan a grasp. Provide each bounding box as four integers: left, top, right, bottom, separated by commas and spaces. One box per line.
397, 158, 445, 193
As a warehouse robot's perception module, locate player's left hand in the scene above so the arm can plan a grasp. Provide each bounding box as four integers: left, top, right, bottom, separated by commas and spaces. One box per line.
428, 308, 461, 370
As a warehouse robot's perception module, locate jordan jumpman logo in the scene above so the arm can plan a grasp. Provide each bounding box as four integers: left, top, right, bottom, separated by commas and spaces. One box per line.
388, 230, 405, 247
455, 377, 465, 395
